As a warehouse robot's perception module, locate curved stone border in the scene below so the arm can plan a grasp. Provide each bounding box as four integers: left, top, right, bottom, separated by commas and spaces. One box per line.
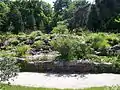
17, 59, 120, 73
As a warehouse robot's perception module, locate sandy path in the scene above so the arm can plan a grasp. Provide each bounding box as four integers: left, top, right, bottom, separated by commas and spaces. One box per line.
7, 72, 120, 89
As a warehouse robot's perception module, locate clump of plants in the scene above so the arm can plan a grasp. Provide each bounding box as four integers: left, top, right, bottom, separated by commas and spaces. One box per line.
32, 40, 45, 49
16, 45, 30, 57
29, 31, 43, 39
0, 57, 19, 89
51, 21, 69, 34
17, 34, 27, 42
9, 38, 19, 46
50, 35, 92, 61
90, 33, 110, 50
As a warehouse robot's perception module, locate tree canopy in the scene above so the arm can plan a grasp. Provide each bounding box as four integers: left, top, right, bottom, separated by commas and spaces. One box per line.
0, 0, 120, 33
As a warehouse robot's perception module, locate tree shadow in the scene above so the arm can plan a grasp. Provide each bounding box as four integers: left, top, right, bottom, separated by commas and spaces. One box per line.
44, 72, 87, 79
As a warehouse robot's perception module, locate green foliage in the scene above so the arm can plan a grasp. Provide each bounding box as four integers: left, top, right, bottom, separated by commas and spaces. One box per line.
26, 14, 36, 30
106, 34, 120, 46
0, 2, 10, 31
16, 45, 30, 57
0, 50, 16, 57
29, 31, 42, 39
50, 35, 91, 60
87, 33, 120, 51
115, 15, 120, 23
89, 33, 111, 50
0, 31, 120, 64
68, 0, 90, 29
17, 34, 27, 42
51, 21, 69, 34
0, 2, 10, 16
0, 57, 19, 85
9, 38, 19, 46
0, 0, 52, 33
0, 57, 19, 90
89, 0, 120, 32
32, 40, 44, 49
9, 6, 24, 33
1, 0, 120, 33
71, 40, 92, 59
50, 36, 72, 60
2, 85, 120, 90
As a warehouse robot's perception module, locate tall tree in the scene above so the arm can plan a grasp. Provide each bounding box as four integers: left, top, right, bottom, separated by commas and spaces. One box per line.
52, 0, 72, 27
0, 2, 10, 32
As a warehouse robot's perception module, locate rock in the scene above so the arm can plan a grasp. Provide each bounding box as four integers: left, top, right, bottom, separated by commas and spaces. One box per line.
22, 61, 54, 72
111, 44, 120, 50
35, 36, 41, 41
43, 39, 50, 45
108, 44, 120, 55
95, 48, 108, 56
28, 49, 37, 55
25, 39, 34, 45
4, 40, 9, 46
16, 58, 25, 63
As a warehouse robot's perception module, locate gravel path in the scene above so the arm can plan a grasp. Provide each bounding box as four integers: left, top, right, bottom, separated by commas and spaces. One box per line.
7, 72, 120, 89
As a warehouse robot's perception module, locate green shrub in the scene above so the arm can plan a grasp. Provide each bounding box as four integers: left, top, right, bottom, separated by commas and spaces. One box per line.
106, 33, 120, 46
16, 45, 30, 57
17, 34, 27, 42
71, 40, 92, 60
89, 33, 111, 50
40, 34, 50, 40
51, 21, 69, 34
50, 36, 71, 60
32, 40, 44, 49
50, 35, 91, 61
0, 57, 19, 83
9, 38, 19, 46
29, 31, 42, 39
0, 50, 16, 57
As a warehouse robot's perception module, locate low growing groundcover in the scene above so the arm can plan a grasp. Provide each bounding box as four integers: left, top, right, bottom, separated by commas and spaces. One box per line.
2, 85, 120, 90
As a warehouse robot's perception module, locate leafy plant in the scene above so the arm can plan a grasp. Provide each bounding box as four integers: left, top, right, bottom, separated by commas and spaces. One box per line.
89, 33, 111, 50
29, 31, 42, 39
32, 40, 44, 49
16, 45, 30, 57
71, 40, 92, 60
51, 21, 69, 34
0, 57, 19, 89
9, 38, 19, 46
50, 35, 91, 61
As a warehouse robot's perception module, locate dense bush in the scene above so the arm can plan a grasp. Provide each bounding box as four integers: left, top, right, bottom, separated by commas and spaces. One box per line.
50, 36, 72, 60
32, 40, 45, 49
89, 33, 110, 50
71, 40, 92, 60
50, 35, 92, 61
51, 21, 69, 34
16, 45, 30, 57
29, 31, 43, 39
0, 57, 19, 89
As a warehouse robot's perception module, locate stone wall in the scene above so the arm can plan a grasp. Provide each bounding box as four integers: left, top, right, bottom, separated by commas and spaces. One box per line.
19, 59, 120, 73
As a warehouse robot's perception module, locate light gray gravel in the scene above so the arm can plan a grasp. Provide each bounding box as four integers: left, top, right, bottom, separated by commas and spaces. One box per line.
6, 72, 120, 89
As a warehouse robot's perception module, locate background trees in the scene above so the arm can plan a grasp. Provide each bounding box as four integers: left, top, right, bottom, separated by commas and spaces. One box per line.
0, 0, 52, 33
0, 0, 120, 33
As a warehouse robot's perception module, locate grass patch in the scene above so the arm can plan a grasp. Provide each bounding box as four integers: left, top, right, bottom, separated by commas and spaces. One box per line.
2, 85, 120, 90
